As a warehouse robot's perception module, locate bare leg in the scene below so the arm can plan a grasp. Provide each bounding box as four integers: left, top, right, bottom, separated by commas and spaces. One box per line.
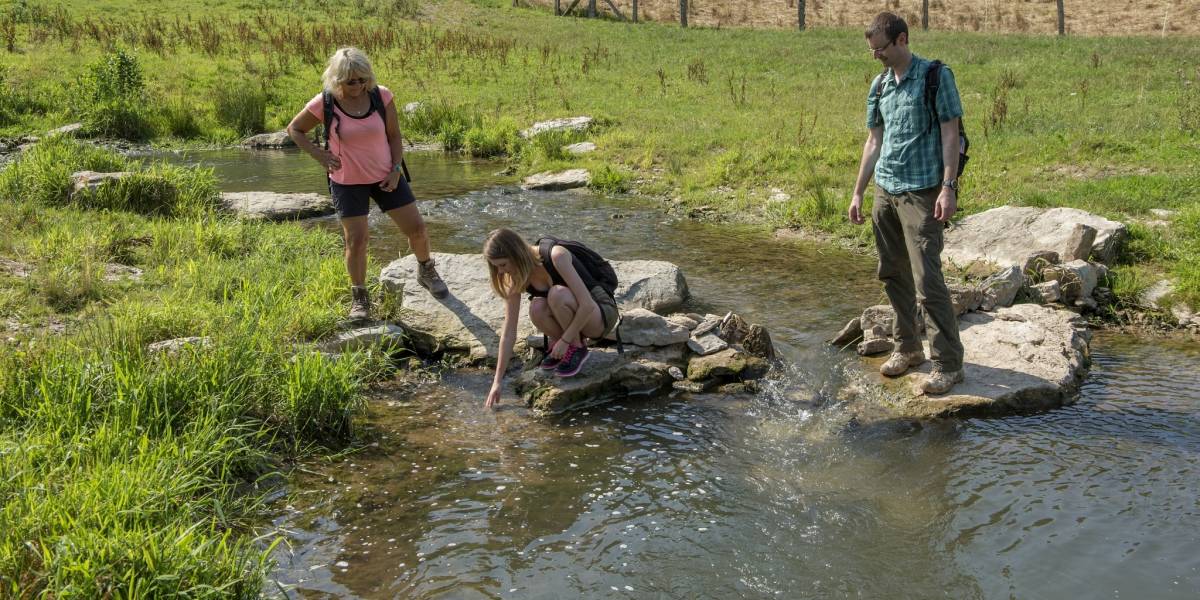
529, 297, 565, 341
341, 216, 370, 286
547, 285, 606, 344
384, 203, 431, 262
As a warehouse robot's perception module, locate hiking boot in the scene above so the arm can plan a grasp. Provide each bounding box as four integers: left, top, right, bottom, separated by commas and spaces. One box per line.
349, 285, 370, 321
554, 343, 589, 377
417, 258, 449, 299
540, 339, 561, 370
879, 350, 927, 377
914, 369, 964, 396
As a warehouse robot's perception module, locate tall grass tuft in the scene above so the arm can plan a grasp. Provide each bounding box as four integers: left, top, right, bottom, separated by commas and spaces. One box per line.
214, 86, 267, 136
463, 116, 521, 158
72, 48, 156, 140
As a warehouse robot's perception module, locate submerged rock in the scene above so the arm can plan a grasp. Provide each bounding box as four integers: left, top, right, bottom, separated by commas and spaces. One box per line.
846, 304, 1091, 419
220, 191, 335, 221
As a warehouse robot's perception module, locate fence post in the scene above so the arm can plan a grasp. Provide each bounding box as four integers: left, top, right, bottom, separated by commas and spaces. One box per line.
680, 0, 688, 28
922, 0, 929, 30
555, 0, 560, 15
798, 0, 805, 30
587, 0, 596, 17
1057, 0, 1065, 35
633, 0, 638, 22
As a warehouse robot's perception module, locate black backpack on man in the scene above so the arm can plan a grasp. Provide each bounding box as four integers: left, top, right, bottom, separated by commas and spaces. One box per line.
871, 60, 970, 177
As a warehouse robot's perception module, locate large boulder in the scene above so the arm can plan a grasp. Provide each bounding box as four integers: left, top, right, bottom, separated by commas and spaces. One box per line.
521, 169, 591, 191
613, 260, 689, 313
220, 191, 334, 221
849, 303, 1091, 419
520, 116, 593, 139
944, 206, 1128, 268
379, 253, 690, 362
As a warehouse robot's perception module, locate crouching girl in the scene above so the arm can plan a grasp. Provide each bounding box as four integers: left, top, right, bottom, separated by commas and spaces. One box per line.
483, 227, 619, 408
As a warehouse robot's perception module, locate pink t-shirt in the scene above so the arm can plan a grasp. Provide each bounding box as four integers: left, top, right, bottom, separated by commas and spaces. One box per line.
305, 86, 395, 185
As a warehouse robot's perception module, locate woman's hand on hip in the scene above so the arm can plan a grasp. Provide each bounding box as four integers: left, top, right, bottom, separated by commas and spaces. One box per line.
314, 149, 341, 172
380, 170, 403, 192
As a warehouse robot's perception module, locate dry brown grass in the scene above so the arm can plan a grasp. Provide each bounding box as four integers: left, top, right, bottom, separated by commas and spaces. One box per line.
532, 0, 1200, 36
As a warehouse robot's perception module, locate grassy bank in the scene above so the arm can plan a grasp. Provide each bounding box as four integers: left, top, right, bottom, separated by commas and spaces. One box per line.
2, 0, 1195, 308
0, 136, 401, 595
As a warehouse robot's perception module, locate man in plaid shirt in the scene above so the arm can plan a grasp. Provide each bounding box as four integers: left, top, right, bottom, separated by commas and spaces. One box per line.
848, 11, 965, 395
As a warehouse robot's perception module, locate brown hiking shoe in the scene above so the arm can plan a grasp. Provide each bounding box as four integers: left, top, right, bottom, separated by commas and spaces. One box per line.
349, 285, 370, 320
914, 369, 964, 396
417, 258, 449, 299
880, 350, 926, 377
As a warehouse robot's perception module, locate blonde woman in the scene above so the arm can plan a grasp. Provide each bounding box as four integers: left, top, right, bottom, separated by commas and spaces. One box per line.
287, 47, 447, 320
483, 228, 620, 408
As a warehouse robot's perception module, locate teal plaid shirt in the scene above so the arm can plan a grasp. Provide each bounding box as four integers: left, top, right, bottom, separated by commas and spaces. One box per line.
866, 54, 963, 195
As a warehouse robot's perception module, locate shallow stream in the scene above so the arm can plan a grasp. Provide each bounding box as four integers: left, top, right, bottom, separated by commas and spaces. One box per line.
177, 150, 1200, 599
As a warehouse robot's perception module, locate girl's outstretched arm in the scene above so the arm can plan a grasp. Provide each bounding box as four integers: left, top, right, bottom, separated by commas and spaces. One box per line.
486, 292, 522, 409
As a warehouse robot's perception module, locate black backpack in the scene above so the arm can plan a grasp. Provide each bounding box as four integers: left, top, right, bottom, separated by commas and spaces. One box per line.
535, 237, 619, 299
871, 60, 970, 177
321, 87, 411, 182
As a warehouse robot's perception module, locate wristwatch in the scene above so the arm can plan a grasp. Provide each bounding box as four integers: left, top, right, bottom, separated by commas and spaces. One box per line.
392, 163, 404, 173
942, 178, 959, 191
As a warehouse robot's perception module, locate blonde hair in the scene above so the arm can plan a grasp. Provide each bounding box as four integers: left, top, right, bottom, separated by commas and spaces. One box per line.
321, 47, 377, 94
483, 228, 537, 298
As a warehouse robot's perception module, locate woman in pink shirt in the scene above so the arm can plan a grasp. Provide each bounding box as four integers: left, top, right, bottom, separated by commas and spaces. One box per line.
287, 47, 447, 320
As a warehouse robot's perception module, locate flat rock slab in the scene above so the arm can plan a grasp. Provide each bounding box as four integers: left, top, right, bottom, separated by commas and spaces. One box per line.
71, 171, 131, 197
520, 116, 593, 138
944, 206, 1127, 268
514, 345, 683, 415
317, 324, 407, 354
853, 304, 1092, 419
521, 169, 591, 191
220, 191, 334, 221
379, 253, 690, 363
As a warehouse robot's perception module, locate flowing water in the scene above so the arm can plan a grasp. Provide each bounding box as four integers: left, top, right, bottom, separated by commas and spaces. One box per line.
177, 150, 1200, 599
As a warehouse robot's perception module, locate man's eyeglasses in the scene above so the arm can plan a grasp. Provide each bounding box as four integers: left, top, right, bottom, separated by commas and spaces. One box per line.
343, 77, 368, 86
870, 40, 895, 55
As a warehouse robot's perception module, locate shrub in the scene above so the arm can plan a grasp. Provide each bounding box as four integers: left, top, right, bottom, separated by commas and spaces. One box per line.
73, 48, 156, 140
0, 68, 46, 127
214, 86, 267, 136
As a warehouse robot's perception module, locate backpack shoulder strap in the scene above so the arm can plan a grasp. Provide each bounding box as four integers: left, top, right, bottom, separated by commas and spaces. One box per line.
869, 67, 888, 127
368, 87, 387, 126
536, 237, 559, 278
925, 60, 944, 131
321, 90, 336, 150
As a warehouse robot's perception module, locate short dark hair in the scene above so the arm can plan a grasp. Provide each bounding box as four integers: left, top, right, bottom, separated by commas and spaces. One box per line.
865, 12, 908, 42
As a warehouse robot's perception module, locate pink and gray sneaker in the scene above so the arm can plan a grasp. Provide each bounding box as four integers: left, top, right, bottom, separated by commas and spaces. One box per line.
554, 343, 589, 377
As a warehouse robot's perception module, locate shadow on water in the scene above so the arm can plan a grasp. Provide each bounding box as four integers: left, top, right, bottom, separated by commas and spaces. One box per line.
176, 150, 1200, 599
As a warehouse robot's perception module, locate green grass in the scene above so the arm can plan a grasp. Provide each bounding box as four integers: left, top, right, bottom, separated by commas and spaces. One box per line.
0, 139, 396, 596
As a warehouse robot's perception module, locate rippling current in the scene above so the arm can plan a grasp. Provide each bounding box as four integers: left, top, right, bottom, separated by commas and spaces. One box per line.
175, 150, 1200, 599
